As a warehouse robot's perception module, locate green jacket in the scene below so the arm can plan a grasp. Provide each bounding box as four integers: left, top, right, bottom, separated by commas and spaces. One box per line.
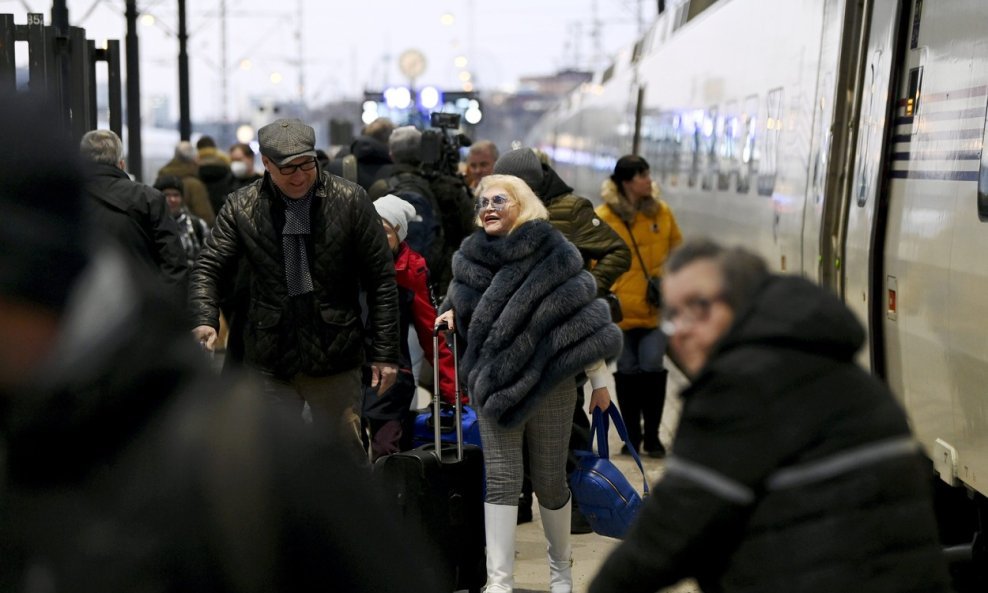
539, 165, 631, 297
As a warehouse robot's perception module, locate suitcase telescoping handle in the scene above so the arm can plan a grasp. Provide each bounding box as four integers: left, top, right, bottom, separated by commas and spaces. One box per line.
433, 322, 464, 462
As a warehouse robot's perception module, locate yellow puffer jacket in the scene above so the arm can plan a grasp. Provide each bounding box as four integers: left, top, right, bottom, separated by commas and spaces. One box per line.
596, 179, 682, 330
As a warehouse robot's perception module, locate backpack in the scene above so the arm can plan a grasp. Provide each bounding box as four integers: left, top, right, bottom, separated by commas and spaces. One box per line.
428, 173, 476, 248
385, 173, 442, 275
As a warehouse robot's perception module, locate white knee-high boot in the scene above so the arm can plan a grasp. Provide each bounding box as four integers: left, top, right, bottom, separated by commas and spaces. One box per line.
484, 503, 518, 593
539, 497, 573, 593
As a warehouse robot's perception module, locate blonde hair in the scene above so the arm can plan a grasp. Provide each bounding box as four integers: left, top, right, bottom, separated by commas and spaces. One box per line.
474, 174, 549, 233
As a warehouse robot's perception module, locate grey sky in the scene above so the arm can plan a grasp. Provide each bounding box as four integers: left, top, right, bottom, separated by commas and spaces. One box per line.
8, 0, 644, 122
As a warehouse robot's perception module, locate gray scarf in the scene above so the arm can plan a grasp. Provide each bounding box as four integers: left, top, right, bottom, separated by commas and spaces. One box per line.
280, 187, 315, 296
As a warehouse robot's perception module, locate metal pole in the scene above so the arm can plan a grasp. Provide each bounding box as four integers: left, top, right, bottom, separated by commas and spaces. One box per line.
178, 0, 190, 140
125, 0, 143, 180
51, 0, 71, 128
220, 0, 228, 140
296, 0, 304, 107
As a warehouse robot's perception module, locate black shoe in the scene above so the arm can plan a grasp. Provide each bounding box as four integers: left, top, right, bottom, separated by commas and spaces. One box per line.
645, 443, 667, 459
570, 508, 593, 534
517, 500, 533, 525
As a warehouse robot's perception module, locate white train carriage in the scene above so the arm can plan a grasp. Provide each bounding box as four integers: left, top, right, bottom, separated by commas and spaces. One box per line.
530, 0, 988, 554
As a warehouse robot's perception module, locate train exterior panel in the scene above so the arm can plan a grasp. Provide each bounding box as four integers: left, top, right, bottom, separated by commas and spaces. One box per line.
529, 0, 988, 502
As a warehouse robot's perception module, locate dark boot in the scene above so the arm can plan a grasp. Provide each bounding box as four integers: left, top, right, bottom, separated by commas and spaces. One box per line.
641, 370, 668, 458
570, 497, 593, 534
518, 438, 534, 524
613, 372, 642, 454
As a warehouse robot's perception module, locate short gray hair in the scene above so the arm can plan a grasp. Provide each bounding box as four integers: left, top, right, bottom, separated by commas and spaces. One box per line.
363, 117, 396, 145
174, 141, 196, 162
469, 140, 499, 161
389, 126, 421, 166
80, 130, 124, 166
666, 239, 769, 312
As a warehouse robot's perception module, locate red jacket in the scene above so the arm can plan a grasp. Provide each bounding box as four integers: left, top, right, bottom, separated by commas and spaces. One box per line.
395, 243, 461, 405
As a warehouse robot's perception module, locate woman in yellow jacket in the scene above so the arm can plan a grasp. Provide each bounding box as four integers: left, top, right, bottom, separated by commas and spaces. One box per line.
596, 155, 682, 457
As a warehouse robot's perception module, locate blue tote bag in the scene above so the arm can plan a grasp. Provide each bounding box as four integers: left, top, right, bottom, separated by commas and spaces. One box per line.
570, 405, 649, 539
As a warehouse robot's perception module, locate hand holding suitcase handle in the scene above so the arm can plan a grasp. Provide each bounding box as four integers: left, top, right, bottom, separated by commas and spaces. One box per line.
435, 310, 455, 334
432, 320, 464, 461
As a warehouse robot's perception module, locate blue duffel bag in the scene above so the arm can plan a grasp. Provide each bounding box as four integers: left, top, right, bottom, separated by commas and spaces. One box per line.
570, 405, 649, 539
412, 402, 482, 449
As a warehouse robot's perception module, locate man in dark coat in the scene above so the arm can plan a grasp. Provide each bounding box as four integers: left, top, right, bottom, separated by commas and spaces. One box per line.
190, 118, 399, 462
80, 129, 189, 306
327, 117, 396, 191
590, 239, 950, 593
0, 92, 441, 593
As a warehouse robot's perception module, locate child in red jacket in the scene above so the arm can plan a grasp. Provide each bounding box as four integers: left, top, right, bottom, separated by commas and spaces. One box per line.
363, 194, 458, 460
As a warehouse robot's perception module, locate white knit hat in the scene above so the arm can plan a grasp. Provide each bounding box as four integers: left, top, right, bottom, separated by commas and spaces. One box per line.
374, 194, 421, 242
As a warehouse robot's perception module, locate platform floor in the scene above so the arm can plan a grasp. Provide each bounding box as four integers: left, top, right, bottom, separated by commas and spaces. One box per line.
432, 359, 700, 593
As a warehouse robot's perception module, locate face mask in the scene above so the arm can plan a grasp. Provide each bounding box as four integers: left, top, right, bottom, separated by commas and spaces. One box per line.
231, 160, 249, 178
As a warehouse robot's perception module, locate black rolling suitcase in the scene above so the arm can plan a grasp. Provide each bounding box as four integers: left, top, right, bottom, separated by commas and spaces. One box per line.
375, 324, 486, 593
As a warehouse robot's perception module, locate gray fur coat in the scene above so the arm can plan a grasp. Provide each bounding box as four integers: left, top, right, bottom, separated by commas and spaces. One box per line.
443, 220, 622, 427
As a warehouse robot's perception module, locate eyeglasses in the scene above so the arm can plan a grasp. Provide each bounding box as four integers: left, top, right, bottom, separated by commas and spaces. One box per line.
277, 159, 317, 175
476, 194, 511, 213
660, 293, 726, 335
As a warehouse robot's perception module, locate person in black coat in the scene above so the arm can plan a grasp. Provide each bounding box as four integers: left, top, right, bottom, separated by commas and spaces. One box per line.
80, 129, 188, 305
190, 118, 400, 463
590, 239, 950, 593
326, 117, 396, 191
0, 92, 442, 593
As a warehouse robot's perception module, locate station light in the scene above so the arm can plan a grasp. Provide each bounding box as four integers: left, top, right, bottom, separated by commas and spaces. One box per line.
362, 99, 380, 125
236, 125, 255, 143
419, 86, 441, 109
384, 86, 412, 110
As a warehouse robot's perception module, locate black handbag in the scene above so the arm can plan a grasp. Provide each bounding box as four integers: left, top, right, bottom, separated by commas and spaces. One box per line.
604, 292, 623, 323
623, 221, 662, 309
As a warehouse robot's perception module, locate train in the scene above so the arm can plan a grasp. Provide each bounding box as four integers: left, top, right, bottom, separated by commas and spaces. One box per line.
528, 0, 987, 567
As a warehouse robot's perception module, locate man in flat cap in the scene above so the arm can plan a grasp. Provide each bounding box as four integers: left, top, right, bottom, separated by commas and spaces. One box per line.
190, 118, 399, 461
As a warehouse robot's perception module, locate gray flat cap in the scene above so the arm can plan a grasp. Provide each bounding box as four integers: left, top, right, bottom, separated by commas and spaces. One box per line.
258, 118, 317, 165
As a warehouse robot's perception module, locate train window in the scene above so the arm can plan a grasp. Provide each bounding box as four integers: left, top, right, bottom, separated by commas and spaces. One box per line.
978, 102, 988, 222
905, 67, 922, 118
701, 106, 718, 190
686, 109, 704, 188
601, 62, 616, 85
738, 95, 759, 194
631, 39, 645, 64
757, 88, 783, 196
719, 101, 739, 191
909, 0, 924, 50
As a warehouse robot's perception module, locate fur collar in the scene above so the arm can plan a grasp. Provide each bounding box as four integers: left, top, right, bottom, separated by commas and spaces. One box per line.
445, 220, 622, 427
600, 178, 660, 223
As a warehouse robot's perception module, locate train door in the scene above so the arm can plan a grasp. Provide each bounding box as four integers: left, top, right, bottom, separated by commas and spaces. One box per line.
801, 0, 845, 282
842, 0, 909, 373
882, 0, 988, 497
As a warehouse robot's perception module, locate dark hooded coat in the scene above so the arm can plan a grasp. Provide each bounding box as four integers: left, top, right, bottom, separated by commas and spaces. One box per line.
442, 220, 622, 427
0, 248, 441, 593
590, 275, 949, 593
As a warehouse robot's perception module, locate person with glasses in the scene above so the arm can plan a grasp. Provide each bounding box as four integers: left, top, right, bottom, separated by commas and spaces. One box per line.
190, 118, 400, 465
435, 174, 622, 593
596, 155, 683, 458
590, 239, 949, 593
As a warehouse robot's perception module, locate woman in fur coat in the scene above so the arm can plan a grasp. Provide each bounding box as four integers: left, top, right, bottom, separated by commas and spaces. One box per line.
436, 174, 622, 593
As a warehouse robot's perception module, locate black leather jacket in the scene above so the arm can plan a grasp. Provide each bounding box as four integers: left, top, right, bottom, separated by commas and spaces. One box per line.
189, 171, 399, 378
